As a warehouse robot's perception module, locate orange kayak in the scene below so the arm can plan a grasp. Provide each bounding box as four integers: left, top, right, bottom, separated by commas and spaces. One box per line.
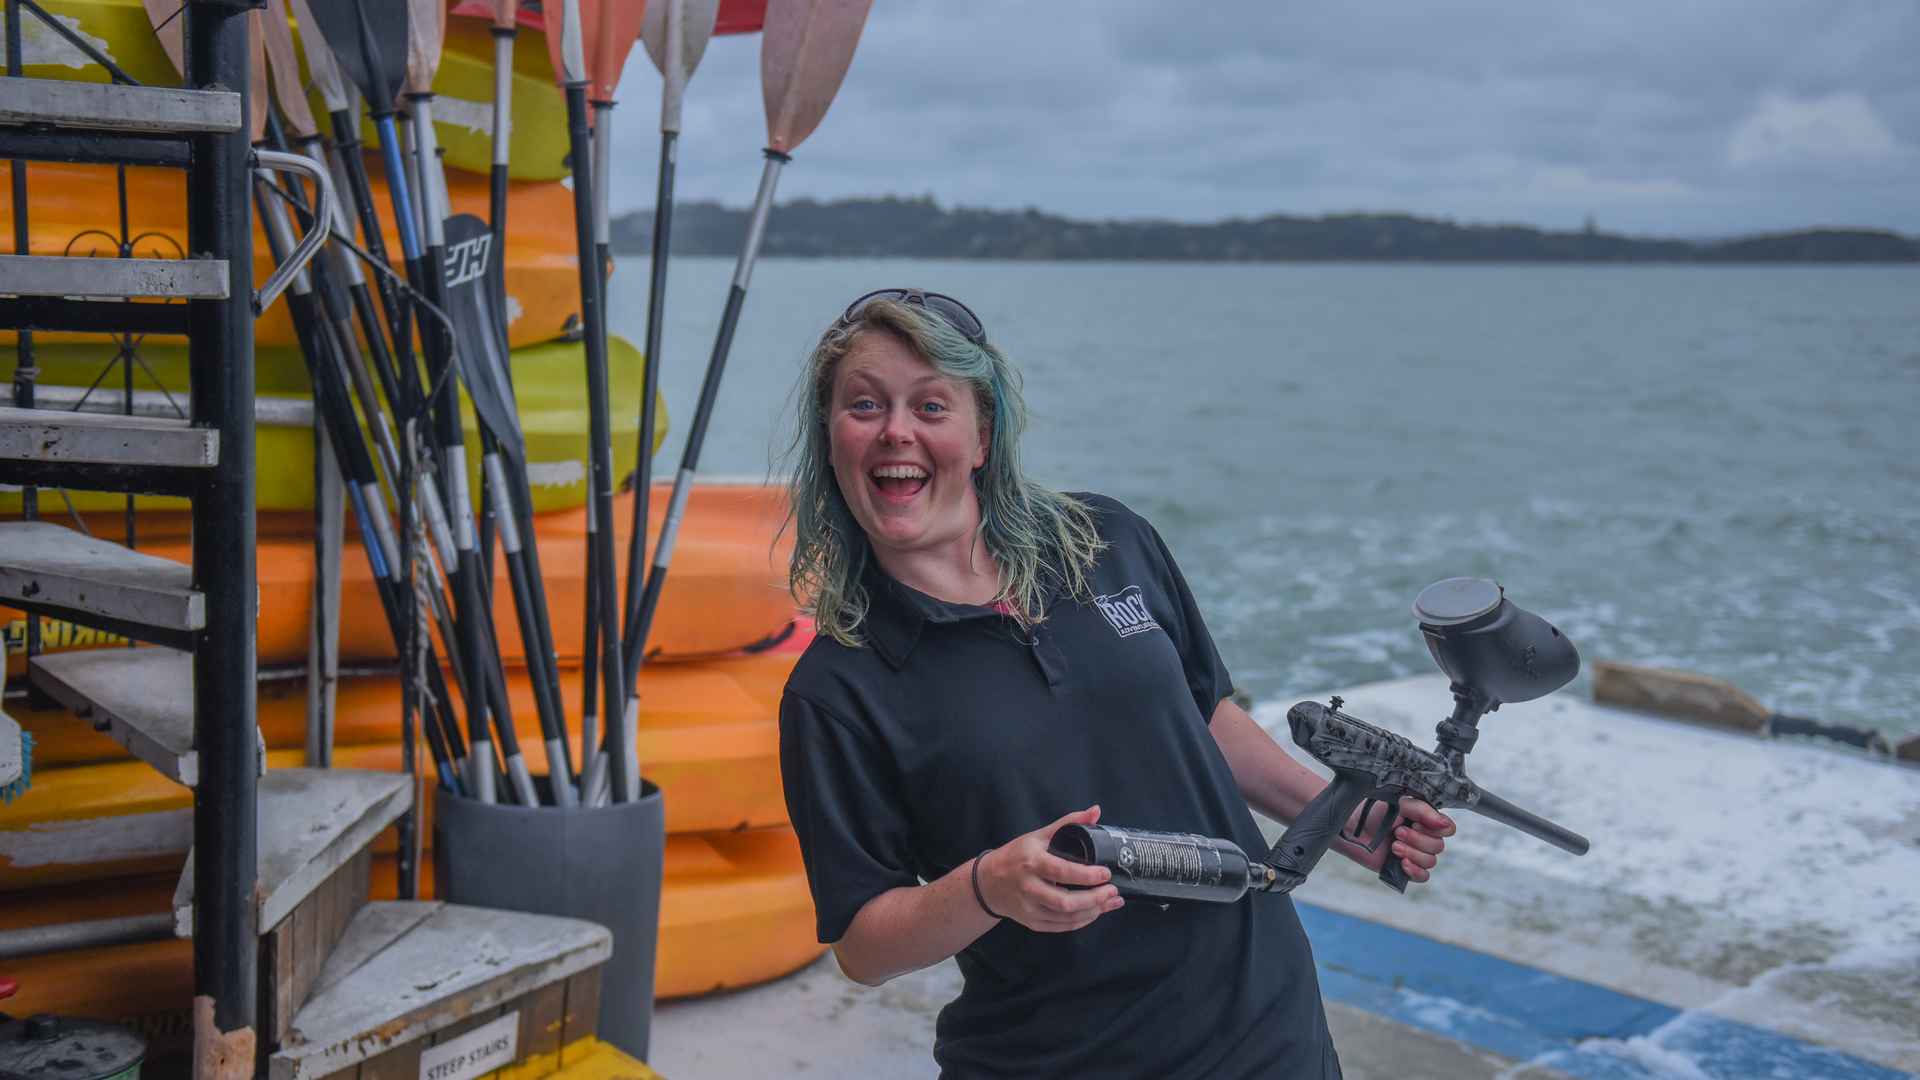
0, 160, 583, 349
5, 644, 797, 880
3, 483, 796, 676
0, 827, 821, 1040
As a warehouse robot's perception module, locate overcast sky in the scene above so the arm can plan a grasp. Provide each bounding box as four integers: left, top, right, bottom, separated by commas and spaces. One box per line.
602, 1, 1919, 239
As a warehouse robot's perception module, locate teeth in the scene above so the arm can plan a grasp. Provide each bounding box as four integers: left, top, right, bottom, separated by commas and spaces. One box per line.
871, 465, 928, 480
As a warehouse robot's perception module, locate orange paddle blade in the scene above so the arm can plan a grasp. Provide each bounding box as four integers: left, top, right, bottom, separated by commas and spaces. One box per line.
759, 0, 873, 155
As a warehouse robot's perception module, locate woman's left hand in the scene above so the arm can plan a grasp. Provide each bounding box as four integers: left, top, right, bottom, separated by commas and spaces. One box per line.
1362, 798, 1455, 883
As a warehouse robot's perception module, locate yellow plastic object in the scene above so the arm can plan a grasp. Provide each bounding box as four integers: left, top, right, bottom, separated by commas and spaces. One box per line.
0, 335, 656, 515
2, 0, 570, 181
325, 17, 573, 181
523, 1037, 666, 1079
0, 160, 585, 349
0, 0, 179, 85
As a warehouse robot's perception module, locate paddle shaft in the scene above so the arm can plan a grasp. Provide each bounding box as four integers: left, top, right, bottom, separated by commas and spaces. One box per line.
623, 150, 787, 688
408, 100, 537, 807
620, 130, 676, 680
255, 179, 469, 792
563, 80, 635, 804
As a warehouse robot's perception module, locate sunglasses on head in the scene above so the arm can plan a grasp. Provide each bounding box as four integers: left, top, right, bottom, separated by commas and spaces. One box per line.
836, 288, 988, 346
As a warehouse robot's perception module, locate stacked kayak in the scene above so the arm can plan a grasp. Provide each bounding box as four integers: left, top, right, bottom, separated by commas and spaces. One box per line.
0, 337, 655, 516
0, 482, 820, 1011
1, 0, 571, 180
0, 160, 585, 350
0, 0, 825, 1025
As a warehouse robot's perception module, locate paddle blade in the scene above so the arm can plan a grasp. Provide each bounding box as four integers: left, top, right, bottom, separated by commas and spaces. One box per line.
305, 0, 410, 115
543, 0, 590, 85
405, 0, 447, 96
140, 0, 182, 76
248, 11, 268, 142
444, 214, 528, 461
716, 0, 766, 35
590, 0, 647, 103
642, 0, 720, 89
261, 0, 319, 139
287, 0, 352, 113
759, 0, 872, 155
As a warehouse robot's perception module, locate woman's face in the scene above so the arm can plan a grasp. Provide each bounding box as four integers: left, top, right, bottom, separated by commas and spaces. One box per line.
827, 330, 989, 562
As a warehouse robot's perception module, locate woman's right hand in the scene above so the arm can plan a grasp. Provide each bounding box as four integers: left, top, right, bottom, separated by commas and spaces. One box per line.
977, 805, 1125, 932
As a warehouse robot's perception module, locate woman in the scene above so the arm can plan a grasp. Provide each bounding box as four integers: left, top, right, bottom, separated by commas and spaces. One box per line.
779, 289, 1454, 1078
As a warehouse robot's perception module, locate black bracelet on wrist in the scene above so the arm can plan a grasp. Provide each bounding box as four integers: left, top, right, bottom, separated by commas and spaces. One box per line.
970, 848, 1004, 920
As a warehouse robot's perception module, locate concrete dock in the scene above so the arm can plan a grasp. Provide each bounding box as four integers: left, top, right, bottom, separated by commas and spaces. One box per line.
648, 675, 1920, 1078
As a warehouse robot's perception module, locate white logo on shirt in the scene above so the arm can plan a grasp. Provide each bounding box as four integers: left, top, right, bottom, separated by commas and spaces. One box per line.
1095, 585, 1161, 638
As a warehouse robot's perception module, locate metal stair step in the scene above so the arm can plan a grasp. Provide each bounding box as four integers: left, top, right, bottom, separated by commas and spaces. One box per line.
0, 254, 228, 300
0, 78, 243, 134
0, 706, 22, 792
0, 405, 218, 468
0, 521, 202, 634
269, 901, 613, 1080
29, 647, 266, 788
2, 385, 314, 428
172, 768, 412, 939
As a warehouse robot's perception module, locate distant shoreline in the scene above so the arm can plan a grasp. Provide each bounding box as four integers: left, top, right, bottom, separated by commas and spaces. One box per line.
610, 196, 1920, 264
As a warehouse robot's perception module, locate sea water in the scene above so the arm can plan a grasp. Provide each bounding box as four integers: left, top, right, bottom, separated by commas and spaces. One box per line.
610, 258, 1919, 740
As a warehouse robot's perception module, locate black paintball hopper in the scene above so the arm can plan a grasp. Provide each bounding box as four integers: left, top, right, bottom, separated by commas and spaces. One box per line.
1414, 577, 1579, 708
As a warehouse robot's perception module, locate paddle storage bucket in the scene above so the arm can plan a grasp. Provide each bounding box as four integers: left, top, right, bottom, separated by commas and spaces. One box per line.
434, 782, 665, 1058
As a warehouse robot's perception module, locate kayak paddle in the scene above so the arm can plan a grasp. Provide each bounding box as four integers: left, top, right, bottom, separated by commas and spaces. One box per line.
616, 0, 873, 794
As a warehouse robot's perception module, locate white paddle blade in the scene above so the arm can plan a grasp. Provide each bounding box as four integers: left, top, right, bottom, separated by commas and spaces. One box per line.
560, 0, 588, 84
760, 0, 873, 155
287, 0, 352, 113
642, 0, 721, 89
405, 0, 447, 95
261, 0, 319, 138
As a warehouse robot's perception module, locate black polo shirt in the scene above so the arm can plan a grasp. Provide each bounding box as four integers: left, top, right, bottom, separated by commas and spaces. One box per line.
780, 494, 1341, 1079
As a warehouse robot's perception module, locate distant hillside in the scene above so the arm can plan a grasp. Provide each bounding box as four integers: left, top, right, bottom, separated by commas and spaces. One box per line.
609, 196, 1920, 263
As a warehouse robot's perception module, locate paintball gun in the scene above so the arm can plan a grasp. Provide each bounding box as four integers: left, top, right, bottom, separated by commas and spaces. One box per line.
1050, 577, 1590, 902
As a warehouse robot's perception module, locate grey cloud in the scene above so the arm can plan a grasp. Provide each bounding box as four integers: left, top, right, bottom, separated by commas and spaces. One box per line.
602, 1, 1920, 237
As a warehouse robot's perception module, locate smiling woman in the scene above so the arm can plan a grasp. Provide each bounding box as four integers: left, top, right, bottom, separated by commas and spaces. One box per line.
771, 289, 1456, 1077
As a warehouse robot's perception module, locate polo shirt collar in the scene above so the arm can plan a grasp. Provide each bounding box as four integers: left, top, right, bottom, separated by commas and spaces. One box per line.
859, 552, 1016, 670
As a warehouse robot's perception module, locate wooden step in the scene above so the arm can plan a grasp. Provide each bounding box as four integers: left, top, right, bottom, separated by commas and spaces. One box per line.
269, 901, 612, 1080
0, 521, 202, 634
0, 405, 218, 468
29, 647, 265, 788
0, 78, 242, 134
171, 769, 410, 938
0, 254, 228, 300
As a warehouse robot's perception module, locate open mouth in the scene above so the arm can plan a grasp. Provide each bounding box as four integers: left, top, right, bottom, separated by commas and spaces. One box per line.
869, 463, 929, 499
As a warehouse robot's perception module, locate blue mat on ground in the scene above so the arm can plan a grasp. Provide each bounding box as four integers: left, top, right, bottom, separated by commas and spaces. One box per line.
1298, 902, 1908, 1080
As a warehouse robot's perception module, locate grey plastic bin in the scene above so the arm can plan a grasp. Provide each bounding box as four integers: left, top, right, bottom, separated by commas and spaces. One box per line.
434, 782, 665, 1059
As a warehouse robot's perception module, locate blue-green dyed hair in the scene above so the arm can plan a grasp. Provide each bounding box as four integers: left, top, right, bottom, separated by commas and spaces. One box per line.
784, 296, 1105, 647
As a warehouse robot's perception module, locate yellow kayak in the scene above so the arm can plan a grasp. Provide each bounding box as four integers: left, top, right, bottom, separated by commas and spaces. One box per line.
0, 335, 660, 516
336, 16, 573, 182
4, 0, 570, 180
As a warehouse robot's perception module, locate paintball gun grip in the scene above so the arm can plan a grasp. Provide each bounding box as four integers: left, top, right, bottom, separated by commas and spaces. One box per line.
1267, 772, 1371, 884
1374, 803, 1420, 887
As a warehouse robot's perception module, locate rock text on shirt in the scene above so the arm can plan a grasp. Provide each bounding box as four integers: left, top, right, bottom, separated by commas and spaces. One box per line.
1093, 584, 1161, 639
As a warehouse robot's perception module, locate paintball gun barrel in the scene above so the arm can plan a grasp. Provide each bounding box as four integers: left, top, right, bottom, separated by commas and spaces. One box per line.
1050, 578, 1591, 902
